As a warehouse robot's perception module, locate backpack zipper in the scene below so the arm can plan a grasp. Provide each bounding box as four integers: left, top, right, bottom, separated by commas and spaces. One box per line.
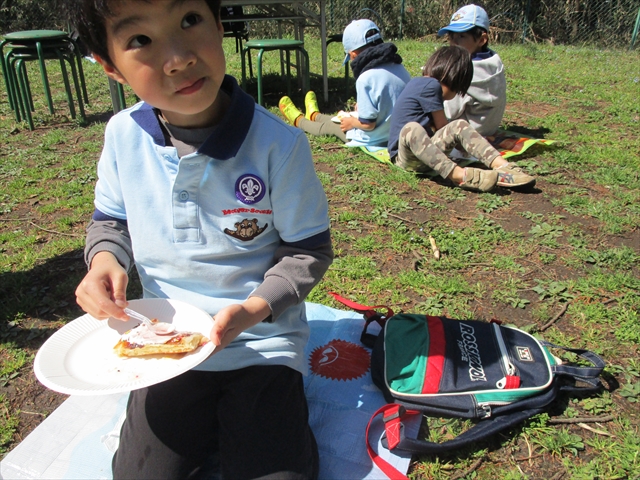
493, 323, 517, 388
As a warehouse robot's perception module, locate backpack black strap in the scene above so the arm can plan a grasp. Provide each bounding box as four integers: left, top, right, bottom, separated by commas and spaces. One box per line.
541, 341, 605, 391
366, 403, 546, 478
327, 292, 393, 348
383, 404, 547, 455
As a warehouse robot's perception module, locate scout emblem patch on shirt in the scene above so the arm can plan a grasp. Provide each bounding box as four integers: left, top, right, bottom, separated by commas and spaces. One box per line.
236, 174, 265, 204
224, 218, 268, 241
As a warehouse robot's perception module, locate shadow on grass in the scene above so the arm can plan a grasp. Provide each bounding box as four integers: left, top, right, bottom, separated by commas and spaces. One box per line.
503, 123, 553, 139
0, 249, 142, 347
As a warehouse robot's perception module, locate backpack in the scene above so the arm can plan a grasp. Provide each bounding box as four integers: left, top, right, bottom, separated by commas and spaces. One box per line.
328, 292, 606, 479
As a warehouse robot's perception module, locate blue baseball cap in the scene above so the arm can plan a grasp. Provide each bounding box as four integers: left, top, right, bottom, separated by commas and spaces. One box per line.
437, 4, 490, 36
342, 19, 382, 65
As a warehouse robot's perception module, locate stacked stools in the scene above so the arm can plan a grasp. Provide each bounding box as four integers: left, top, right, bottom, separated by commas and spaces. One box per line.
241, 39, 309, 106
1, 30, 89, 130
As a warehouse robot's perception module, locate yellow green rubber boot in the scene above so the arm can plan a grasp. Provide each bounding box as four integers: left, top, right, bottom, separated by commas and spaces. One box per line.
279, 96, 303, 126
304, 91, 320, 121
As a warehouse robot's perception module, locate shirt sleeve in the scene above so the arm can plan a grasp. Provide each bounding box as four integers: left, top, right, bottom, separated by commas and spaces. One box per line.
418, 79, 445, 115
250, 229, 333, 321
84, 214, 134, 272
444, 93, 472, 121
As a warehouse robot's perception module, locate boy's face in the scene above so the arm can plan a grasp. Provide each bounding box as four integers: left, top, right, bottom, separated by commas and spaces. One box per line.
99, 0, 226, 127
447, 31, 487, 55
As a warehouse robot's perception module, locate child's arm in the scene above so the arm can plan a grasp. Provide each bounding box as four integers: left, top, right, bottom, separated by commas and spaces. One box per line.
209, 297, 271, 351
76, 217, 133, 322
76, 251, 130, 321
210, 232, 333, 351
431, 109, 449, 131
340, 115, 375, 132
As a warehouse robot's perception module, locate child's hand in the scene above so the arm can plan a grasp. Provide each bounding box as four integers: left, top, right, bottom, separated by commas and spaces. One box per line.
75, 251, 129, 321
340, 115, 358, 132
210, 297, 271, 352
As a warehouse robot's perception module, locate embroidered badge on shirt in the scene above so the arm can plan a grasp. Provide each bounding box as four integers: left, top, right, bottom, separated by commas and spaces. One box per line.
236, 174, 265, 204
224, 218, 268, 241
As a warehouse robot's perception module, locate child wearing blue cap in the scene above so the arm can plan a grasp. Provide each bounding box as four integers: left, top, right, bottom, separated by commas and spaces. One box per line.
438, 4, 506, 136
280, 19, 410, 149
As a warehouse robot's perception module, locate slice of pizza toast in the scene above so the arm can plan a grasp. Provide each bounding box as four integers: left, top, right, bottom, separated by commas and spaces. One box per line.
114, 323, 210, 357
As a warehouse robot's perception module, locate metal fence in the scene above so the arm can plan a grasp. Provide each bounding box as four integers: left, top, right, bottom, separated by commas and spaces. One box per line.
1, 0, 639, 48
319, 0, 640, 47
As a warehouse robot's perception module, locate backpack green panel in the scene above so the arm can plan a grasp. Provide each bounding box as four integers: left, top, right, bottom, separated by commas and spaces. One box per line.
385, 315, 430, 394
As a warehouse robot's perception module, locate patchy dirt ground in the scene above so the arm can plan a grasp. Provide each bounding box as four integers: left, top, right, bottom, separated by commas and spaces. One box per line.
1, 100, 638, 478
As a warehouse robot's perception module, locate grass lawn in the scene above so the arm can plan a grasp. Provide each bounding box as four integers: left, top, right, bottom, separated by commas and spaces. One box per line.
0, 36, 639, 478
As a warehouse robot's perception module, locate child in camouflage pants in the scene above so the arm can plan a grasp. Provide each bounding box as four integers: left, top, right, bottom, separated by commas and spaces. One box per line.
387, 46, 535, 192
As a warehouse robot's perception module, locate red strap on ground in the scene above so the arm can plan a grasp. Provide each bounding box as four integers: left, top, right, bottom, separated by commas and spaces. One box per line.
327, 292, 394, 320
366, 404, 421, 480
366, 405, 409, 480
383, 404, 402, 449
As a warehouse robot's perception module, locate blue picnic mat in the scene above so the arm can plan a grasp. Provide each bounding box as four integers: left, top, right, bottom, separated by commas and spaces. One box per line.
0, 303, 418, 480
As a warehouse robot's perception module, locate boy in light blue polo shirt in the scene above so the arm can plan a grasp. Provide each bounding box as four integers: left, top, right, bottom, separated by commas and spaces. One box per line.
69, 0, 332, 478
279, 19, 411, 149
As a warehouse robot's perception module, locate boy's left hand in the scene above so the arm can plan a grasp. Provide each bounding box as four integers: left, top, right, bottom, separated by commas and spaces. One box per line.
209, 297, 271, 352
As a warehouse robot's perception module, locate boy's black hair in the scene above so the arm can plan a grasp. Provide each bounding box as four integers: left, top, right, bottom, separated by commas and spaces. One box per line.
423, 45, 473, 96
66, 0, 222, 66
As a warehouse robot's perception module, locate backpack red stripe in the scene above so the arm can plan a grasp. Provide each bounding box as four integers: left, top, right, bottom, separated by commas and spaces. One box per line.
422, 316, 445, 394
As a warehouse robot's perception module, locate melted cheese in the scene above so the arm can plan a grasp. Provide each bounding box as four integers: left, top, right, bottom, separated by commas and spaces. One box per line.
121, 323, 178, 346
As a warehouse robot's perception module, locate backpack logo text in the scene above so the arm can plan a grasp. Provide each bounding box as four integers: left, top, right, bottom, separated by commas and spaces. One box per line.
458, 323, 487, 382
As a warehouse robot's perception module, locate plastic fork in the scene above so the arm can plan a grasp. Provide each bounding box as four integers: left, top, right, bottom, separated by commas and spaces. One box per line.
124, 307, 175, 334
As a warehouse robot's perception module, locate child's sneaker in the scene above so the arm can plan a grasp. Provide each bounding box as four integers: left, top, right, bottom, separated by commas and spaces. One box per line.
459, 167, 498, 192
495, 163, 536, 188
279, 96, 303, 126
304, 91, 320, 121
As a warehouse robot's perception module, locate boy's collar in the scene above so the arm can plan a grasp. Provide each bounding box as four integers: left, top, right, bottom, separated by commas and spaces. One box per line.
472, 48, 494, 60
130, 75, 255, 160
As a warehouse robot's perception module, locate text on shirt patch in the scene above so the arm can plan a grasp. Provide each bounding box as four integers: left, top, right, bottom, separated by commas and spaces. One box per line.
222, 207, 272, 215
236, 174, 266, 204
224, 218, 268, 241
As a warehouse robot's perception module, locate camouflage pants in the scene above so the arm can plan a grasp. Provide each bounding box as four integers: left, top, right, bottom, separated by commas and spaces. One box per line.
298, 113, 348, 143
394, 119, 501, 179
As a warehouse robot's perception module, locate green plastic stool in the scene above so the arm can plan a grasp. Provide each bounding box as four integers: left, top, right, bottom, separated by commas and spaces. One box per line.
1, 30, 88, 129
241, 39, 309, 106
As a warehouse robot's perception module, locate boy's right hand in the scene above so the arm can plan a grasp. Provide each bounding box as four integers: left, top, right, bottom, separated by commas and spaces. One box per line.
75, 251, 129, 321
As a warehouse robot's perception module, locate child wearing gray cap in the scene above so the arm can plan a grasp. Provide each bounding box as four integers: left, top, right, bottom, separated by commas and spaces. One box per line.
438, 4, 507, 136
280, 19, 410, 149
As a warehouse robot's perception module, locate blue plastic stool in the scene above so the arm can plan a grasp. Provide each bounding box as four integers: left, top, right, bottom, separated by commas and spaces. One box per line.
241, 39, 309, 106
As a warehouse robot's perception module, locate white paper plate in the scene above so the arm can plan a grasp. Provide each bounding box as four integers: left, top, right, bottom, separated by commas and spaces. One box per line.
34, 298, 215, 396
331, 111, 358, 123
